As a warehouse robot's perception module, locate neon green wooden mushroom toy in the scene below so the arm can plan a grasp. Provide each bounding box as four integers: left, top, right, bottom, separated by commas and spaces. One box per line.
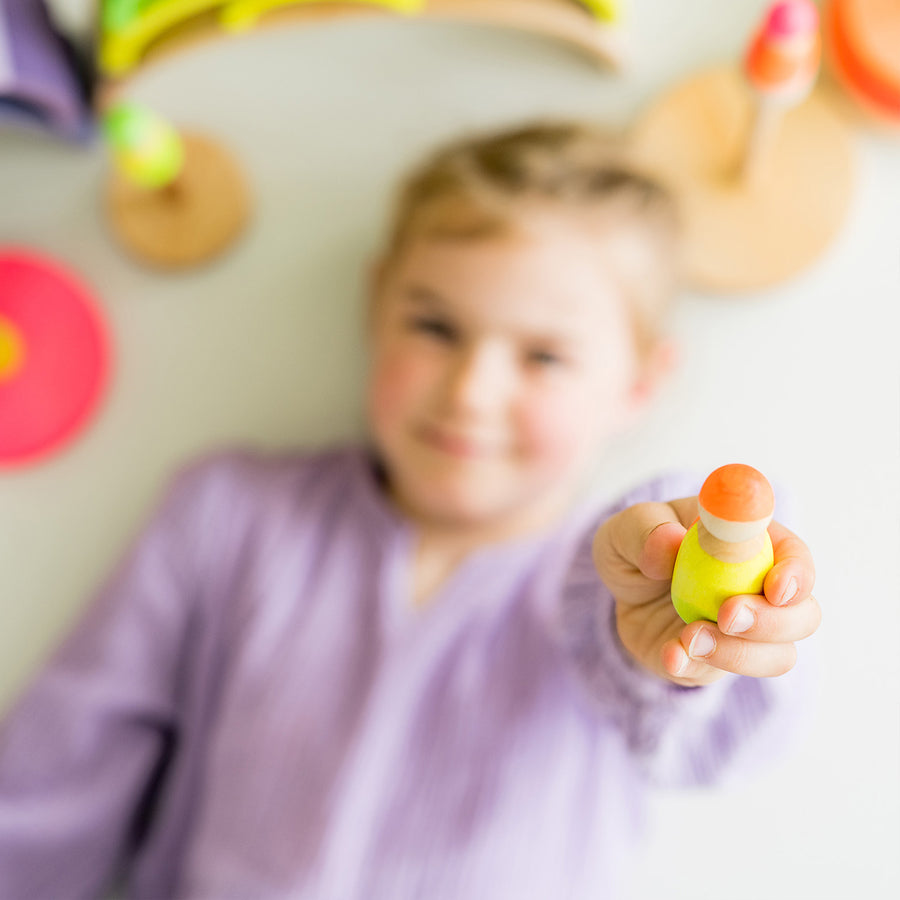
102, 101, 251, 269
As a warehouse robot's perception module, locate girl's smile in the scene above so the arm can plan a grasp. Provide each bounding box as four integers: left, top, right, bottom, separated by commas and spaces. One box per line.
418, 424, 498, 461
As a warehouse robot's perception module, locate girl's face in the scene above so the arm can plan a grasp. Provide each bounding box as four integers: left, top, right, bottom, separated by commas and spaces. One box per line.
367, 215, 652, 539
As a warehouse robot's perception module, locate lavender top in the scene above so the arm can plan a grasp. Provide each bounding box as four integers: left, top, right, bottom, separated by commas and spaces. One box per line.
0, 447, 803, 898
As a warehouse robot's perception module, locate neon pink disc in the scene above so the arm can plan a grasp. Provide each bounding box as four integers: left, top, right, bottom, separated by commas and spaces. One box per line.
0, 250, 110, 466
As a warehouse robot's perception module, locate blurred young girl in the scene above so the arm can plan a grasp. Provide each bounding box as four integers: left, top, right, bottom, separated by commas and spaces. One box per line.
0, 122, 819, 898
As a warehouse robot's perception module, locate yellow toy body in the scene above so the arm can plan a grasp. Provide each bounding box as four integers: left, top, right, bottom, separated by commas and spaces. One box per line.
671, 521, 774, 624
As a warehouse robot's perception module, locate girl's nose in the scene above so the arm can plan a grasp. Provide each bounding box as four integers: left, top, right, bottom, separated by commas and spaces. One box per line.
443, 344, 514, 417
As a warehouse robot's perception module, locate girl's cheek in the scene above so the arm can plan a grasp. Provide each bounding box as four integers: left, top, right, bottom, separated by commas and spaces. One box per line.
519, 384, 618, 470
519, 392, 591, 466
368, 349, 430, 427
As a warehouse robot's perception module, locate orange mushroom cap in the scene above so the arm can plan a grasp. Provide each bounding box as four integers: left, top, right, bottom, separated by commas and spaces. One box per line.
744, 0, 821, 93
698, 464, 775, 523
745, 32, 821, 90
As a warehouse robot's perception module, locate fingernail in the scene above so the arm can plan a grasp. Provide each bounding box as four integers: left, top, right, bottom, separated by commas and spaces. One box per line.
674, 647, 690, 676
689, 628, 716, 659
727, 605, 755, 634
779, 576, 799, 606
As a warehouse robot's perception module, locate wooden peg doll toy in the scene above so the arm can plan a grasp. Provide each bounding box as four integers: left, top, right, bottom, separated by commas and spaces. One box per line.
671, 464, 775, 624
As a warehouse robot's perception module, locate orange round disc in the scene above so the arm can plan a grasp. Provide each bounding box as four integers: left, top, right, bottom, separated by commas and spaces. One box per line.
826, 0, 900, 121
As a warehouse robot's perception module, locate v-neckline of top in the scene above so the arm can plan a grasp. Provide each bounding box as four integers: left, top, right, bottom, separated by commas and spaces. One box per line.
345, 446, 605, 641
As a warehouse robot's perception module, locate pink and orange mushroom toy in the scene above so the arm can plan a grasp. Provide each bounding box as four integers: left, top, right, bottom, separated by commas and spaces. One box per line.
630, 1, 854, 294
742, 0, 821, 183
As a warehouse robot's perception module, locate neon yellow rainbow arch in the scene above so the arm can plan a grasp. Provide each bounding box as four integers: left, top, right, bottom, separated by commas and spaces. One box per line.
99, 0, 625, 78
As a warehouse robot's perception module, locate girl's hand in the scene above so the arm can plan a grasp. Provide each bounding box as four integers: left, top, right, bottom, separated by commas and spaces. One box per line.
592, 499, 821, 686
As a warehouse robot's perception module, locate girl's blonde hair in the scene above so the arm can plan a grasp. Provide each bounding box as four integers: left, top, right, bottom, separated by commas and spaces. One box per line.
381, 121, 681, 353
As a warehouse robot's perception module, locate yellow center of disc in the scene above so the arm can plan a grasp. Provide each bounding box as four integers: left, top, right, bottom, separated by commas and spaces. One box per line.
0, 315, 25, 383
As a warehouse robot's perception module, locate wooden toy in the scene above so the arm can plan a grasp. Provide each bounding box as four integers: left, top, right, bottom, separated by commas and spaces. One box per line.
99, 0, 422, 73
0, 250, 110, 467
103, 102, 251, 269
97, 0, 626, 80
220, 0, 424, 33
104, 101, 185, 189
671, 464, 775, 625
741, 0, 820, 184
825, 0, 900, 130
427, 0, 625, 68
630, 1, 854, 294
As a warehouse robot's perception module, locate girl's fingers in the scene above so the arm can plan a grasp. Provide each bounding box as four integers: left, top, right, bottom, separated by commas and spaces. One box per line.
663, 623, 799, 682
718, 592, 822, 642
765, 520, 816, 607
593, 502, 689, 605
639, 521, 686, 581
594, 502, 685, 576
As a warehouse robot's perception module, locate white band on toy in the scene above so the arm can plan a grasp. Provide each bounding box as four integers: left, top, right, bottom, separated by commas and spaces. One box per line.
699, 507, 773, 543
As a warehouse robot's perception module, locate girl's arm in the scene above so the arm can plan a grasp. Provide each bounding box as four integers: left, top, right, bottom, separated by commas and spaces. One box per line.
0, 460, 227, 897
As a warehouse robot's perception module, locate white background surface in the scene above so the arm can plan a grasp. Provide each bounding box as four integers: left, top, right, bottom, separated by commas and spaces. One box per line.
2, 2, 899, 897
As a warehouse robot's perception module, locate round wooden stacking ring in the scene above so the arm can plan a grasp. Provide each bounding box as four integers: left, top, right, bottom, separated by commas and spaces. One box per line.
629, 66, 854, 294
107, 133, 251, 269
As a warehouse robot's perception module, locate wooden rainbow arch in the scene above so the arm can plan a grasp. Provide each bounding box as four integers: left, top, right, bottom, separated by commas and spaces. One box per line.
99, 0, 626, 82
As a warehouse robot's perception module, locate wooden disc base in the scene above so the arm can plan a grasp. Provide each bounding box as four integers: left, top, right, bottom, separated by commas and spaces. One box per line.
629, 67, 855, 294
107, 133, 251, 269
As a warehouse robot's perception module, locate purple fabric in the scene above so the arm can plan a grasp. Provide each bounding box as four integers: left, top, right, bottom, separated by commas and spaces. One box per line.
0, 0, 91, 140
0, 447, 805, 898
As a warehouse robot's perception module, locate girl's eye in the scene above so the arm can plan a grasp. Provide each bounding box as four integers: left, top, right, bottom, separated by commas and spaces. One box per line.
409, 317, 457, 342
527, 348, 565, 368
